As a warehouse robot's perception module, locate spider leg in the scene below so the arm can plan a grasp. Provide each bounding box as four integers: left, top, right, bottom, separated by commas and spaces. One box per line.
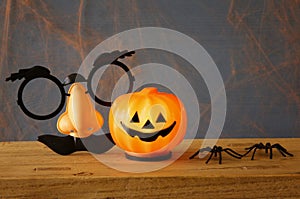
214, 147, 218, 157
276, 147, 287, 157
224, 148, 243, 159
206, 146, 217, 164
265, 142, 271, 154
218, 150, 222, 164
201, 146, 213, 152
251, 147, 258, 160
227, 148, 243, 157
189, 146, 212, 159
189, 149, 200, 159
272, 144, 294, 157
243, 145, 256, 157
245, 144, 255, 150
270, 146, 273, 159
208, 146, 218, 157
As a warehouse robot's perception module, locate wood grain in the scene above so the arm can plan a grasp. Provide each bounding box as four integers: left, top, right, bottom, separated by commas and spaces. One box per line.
0, 138, 299, 198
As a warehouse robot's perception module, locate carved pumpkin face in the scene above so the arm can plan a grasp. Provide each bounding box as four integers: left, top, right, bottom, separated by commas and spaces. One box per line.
109, 87, 187, 157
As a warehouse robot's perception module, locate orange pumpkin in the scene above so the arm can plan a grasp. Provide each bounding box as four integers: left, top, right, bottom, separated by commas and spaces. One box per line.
109, 87, 187, 158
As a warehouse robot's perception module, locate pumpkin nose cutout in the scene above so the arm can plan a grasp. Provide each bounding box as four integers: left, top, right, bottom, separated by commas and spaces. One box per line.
142, 120, 155, 129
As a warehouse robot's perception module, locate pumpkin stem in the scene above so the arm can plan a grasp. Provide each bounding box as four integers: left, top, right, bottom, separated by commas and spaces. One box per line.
141, 87, 158, 94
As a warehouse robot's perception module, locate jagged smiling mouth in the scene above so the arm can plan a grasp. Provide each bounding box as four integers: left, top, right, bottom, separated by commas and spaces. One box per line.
120, 121, 176, 142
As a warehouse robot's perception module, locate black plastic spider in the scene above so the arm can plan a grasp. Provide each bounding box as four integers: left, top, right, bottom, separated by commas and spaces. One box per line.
189, 145, 243, 164
243, 142, 294, 160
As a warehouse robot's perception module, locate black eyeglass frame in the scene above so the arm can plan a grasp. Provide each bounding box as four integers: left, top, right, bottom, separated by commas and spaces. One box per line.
6, 50, 135, 120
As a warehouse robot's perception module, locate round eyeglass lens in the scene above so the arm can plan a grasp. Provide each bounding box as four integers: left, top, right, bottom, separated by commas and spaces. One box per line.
21, 78, 63, 117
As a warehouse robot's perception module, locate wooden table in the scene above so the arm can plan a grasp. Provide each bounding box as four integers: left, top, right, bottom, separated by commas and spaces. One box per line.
0, 138, 299, 198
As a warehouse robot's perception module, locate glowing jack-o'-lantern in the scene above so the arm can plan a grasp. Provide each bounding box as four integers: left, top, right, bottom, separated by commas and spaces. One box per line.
109, 87, 187, 160
57, 83, 104, 138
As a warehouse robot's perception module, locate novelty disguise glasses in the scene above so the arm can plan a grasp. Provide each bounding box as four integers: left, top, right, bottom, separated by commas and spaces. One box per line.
6, 50, 135, 120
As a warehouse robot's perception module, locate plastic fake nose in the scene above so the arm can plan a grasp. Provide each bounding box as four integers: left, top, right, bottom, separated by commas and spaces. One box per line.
57, 83, 104, 138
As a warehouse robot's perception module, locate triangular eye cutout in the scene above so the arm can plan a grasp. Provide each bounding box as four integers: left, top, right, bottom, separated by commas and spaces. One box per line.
156, 113, 166, 123
130, 112, 140, 123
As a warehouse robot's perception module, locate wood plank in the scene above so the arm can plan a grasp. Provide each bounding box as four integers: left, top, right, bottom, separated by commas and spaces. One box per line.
0, 138, 299, 198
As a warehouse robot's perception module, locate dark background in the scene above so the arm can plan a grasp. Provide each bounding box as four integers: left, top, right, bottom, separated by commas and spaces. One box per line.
0, 0, 299, 141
